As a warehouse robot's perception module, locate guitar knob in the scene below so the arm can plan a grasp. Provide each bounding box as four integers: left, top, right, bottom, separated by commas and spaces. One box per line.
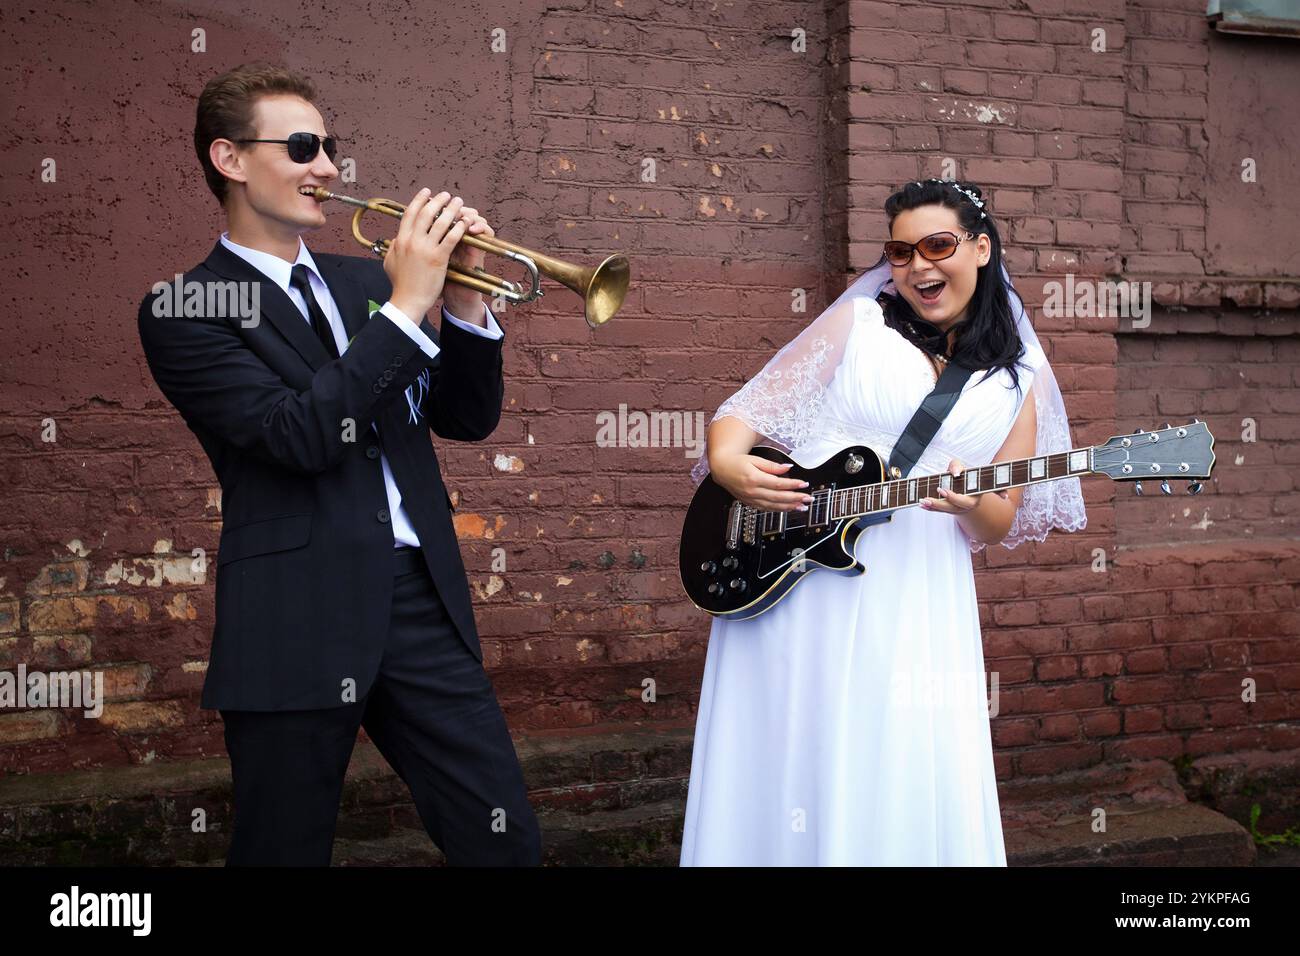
729, 578, 747, 592
721, 555, 737, 570
1188, 481, 1204, 495
1160, 480, 1172, 495
700, 560, 717, 574
1134, 481, 1143, 496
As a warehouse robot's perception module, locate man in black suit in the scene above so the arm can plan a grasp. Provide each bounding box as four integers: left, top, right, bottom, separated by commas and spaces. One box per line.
137, 62, 540, 865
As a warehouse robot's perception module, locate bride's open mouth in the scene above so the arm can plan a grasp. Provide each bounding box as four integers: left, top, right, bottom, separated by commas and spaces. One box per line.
916, 280, 945, 304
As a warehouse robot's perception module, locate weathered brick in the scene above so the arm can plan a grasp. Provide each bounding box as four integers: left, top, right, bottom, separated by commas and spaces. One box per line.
0, 0, 1289, 822
98, 701, 186, 733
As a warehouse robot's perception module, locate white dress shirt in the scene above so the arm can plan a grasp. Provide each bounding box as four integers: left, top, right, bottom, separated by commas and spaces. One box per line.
218, 232, 504, 548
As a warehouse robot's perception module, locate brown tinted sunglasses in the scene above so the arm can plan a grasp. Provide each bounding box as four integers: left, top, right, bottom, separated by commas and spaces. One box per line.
883, 231, 974, 267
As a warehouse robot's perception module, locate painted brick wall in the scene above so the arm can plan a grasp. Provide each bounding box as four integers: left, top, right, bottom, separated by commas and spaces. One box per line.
2, 0, 1298, 786
0, 0, 843, 771
839, 0, 1300, 779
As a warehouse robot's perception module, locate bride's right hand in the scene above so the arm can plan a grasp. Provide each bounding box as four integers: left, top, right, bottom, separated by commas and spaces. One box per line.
710, 452, 815, 511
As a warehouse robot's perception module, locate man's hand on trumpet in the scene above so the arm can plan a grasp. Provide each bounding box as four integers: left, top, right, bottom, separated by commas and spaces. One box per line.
384, 188, 468, 322
443, 204, 495, 327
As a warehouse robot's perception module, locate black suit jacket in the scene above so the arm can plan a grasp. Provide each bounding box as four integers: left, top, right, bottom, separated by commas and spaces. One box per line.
137, 240, 504, 711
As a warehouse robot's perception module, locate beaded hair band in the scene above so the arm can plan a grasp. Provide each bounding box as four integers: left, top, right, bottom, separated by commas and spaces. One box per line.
912, 177, 987, 219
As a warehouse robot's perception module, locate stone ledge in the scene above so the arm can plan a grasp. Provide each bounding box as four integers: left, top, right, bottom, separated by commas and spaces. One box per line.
0, 726, 1288, 866
999, 758, 1188, 830
1006, 804, 1254, 866
0, 720, 697, 811
998, 752, 1300, 866
0, 721, 695, 866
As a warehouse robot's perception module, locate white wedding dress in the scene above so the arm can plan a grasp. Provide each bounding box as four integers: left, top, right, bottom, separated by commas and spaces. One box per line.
680, 297, 1044, 866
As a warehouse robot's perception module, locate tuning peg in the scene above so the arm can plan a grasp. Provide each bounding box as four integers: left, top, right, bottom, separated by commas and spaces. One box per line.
1160, 480, 1172, 495
1187, 481, 1204, 495
1134, 426, 1145, 433
1161, 422, 1171, 430
1134, 481, 1143, 496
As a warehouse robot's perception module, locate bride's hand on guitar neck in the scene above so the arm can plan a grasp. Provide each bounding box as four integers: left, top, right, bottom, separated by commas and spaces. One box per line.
919, 458, 1008, 514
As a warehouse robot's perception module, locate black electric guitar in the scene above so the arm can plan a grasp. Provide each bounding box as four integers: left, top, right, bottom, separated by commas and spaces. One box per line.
679, 420, 1216, 621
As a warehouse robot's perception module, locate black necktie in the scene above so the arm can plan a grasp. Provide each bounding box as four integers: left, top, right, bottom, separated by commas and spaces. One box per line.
289, 264, 340, 360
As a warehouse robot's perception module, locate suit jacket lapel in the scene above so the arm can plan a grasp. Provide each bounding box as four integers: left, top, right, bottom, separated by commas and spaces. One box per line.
317, 256, 372, 346
203, 240, 332, 371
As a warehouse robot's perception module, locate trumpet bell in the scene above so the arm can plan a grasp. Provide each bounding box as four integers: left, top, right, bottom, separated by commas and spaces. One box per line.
521, 248, 630, 329
584, 254, 630, 328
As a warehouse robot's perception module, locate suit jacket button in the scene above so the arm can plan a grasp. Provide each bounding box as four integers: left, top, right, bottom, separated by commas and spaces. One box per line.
377, 508, 390, 523
372, 382, 383, 393
394, 356, 404, 367
366, 446, 380, 459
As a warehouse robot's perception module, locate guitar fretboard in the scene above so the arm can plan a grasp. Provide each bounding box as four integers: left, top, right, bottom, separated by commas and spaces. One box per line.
754, 447, 1092, 535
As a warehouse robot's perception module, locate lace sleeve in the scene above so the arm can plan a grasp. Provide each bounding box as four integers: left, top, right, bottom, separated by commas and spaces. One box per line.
969, 348, 1088, 552
690, 295, 874, 487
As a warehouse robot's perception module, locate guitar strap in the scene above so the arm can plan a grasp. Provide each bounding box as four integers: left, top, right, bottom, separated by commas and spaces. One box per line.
887, 360, 975, 480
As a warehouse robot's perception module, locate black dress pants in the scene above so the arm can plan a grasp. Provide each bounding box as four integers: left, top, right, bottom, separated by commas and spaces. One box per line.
220, 546, 541, 866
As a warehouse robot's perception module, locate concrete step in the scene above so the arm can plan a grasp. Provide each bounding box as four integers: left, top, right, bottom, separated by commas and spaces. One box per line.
1, 723, 1286, 866
536, 799, 684, 866
999, 759, 1257, 866
0, 722, 695, 866
330, 799, 686, 867
333, 827, 443, 867
1005, 803, 1255, 866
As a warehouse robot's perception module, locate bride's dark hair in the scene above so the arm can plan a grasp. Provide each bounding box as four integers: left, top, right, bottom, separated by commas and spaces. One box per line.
868, 179, 1029, 393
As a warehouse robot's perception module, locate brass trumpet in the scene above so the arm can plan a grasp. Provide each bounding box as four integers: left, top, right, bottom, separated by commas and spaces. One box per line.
309, 187, 629, 329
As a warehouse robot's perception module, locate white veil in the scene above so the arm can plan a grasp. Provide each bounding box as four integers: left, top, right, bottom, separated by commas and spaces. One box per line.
689, 252, 1087, 552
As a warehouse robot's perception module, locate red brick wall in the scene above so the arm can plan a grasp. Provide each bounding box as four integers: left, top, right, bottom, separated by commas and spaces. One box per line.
840, 0, 1300, 780
2, 0, 1298, 782
0, 0, 843, 771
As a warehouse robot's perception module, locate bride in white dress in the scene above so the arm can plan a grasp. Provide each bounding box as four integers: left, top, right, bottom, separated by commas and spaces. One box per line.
681, 179, 1087, 866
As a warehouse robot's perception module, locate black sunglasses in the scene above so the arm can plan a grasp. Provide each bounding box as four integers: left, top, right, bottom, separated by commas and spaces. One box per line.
883, 231, 974, 267
236, 131, 339, 164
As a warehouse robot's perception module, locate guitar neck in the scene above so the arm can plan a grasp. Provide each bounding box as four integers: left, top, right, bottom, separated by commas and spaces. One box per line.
742, 421, 1211, 536
828, 447, 1093, 522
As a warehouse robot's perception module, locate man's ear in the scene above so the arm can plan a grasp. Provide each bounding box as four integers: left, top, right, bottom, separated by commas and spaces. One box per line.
210, 138, 248, 188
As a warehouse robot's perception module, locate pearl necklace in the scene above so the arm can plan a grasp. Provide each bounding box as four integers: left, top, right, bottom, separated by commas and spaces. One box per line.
892, 314, 952, 365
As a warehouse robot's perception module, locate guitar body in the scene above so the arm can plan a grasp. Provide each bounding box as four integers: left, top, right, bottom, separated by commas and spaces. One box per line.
678, 420, 1216, 623
679, 445, 893, 620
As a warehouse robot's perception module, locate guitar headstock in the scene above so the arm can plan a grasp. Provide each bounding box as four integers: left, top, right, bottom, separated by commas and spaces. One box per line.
1091, 419, 1215, 495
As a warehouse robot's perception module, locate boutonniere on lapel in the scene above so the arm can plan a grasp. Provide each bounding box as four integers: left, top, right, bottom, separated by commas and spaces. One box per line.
357, 298, 384, 348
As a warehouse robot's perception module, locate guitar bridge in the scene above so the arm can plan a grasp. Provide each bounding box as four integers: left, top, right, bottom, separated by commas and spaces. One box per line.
726, 500, 758, 547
